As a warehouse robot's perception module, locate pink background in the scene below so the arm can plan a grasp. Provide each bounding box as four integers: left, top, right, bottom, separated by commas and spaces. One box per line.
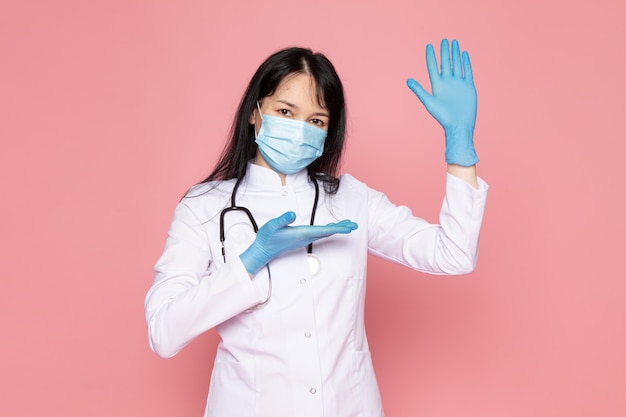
2, 0, 625, 416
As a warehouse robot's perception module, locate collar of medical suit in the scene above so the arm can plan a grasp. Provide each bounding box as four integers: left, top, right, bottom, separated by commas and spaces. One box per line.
244, 161, 311, 190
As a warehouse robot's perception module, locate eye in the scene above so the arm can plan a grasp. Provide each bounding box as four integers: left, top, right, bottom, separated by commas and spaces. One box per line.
278, 109, 292, 117
310, 119, 326, 127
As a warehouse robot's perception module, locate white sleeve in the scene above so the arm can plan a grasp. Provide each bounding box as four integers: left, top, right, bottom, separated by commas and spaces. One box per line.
144, 202, 269, 358
367, 173, 488, 275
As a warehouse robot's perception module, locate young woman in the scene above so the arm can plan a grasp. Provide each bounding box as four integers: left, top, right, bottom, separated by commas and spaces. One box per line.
145, 39, 488, 417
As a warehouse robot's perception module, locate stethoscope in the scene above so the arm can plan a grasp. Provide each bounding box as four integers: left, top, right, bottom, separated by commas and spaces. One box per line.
219, 174, 321, 308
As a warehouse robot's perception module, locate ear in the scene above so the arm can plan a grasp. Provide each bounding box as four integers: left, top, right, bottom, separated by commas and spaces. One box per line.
249, 107, 256, 125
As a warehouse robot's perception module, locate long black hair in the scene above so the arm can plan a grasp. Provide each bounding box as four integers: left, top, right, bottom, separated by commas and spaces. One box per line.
199, 47, 346, 193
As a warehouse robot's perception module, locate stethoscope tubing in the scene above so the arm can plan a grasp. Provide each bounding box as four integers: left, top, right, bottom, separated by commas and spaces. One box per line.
219, 174, 320, 263
218, 174, 320, 310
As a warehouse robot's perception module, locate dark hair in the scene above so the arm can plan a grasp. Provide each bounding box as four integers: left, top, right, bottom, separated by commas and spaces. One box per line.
199, 47, 346, 193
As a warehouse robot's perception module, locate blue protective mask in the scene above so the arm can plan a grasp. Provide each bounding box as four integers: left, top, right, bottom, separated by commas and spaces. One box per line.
254, 102, 327, 175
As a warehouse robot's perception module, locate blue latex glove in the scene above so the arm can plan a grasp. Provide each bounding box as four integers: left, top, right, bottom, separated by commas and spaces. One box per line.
406, 39, 479, 166
240, 211, 358, 275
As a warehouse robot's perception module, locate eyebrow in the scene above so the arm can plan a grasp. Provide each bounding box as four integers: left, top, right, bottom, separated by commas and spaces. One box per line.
276, 99, 330, 118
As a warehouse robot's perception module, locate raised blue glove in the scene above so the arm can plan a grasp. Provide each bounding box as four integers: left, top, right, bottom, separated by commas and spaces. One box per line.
240, 211, 358, 275
407, 39, 479, 166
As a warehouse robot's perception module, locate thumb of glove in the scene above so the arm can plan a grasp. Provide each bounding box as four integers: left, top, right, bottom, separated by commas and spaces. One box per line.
406, 78, 434, 109
266, 211, 296, 232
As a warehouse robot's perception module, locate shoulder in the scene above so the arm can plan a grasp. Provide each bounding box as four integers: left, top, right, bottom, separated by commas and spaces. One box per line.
183, 181, 223, 198
337, 173, 368, 195
337, 173, 386, 201
176, 180, 235, 223
325, 173, 372, 215
336, 173, 391, 212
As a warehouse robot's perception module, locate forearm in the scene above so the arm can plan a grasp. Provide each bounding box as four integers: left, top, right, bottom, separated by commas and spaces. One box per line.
146, 258, 269, 358
447, 163, 478, 189
367, 173, 487, 274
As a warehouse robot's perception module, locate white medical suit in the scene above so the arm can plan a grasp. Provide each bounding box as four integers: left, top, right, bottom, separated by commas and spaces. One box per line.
145, 162, 488, 417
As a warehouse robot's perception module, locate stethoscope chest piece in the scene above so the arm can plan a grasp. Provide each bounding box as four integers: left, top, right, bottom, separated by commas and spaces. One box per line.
307, 253, 321, 276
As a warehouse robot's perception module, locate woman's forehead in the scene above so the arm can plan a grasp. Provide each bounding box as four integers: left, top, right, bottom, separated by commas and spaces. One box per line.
269, 73, 327, 109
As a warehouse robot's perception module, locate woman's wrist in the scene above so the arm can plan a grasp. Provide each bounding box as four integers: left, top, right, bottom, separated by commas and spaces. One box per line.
447, 164, 478, 189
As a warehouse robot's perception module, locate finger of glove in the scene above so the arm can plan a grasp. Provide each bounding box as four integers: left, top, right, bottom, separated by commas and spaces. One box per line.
425, 43, 439, 85
406, 79, 435, 109
291, 223, 357, 242
439, 39, 451, 77
265, 211, 296, 233
462, 51, 473, 81
451, 40, 462, 78
320, 220, 358, 234
267, 225, 328, 250
331, 219, 359, 229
